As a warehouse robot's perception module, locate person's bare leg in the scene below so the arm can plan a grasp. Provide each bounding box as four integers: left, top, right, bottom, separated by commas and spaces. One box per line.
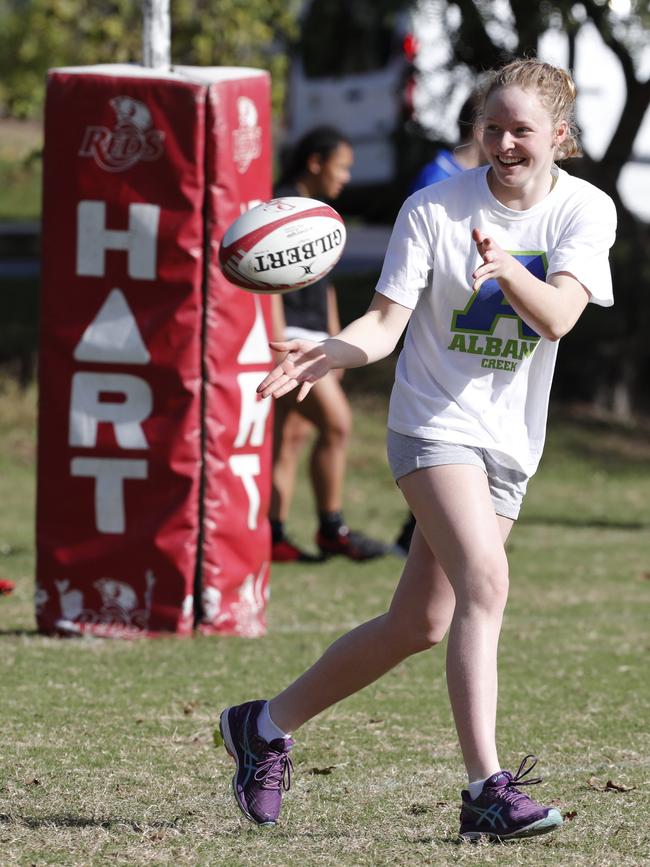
398, 465, 513, 782
269, 461, 512, 783
293, 373, 351, 513
268, 525, 456, 732
269, 403, 313, 523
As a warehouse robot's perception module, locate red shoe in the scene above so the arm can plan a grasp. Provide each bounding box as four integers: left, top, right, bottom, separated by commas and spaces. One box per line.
0, 579, 15, 596
272, 538, 323, 563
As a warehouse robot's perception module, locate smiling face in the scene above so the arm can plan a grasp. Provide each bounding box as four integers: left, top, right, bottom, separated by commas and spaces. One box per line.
479, 85, 567, 210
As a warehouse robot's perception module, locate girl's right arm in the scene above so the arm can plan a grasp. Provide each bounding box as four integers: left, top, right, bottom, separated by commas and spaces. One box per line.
257, 292, 412, 402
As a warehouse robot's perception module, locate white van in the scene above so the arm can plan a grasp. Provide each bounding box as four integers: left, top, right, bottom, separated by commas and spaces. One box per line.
282, 0, 471, 220
284, 14, 410, 184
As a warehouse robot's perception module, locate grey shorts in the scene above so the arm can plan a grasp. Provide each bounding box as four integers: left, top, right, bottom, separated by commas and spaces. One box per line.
386, 429, 529, 520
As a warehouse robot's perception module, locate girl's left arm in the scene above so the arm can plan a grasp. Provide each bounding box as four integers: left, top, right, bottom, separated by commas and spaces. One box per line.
471, 228, 589, 341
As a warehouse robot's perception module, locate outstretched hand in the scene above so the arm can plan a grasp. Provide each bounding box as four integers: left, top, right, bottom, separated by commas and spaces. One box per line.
257, 338, 333, 402
472, 228, 519, 292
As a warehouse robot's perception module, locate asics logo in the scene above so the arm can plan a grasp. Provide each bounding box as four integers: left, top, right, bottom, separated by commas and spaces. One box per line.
239, 707, 261, 787
466, 802, 508, 830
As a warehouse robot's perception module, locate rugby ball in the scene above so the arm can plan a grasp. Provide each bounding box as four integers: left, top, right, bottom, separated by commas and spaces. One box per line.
218, 197, 346, 293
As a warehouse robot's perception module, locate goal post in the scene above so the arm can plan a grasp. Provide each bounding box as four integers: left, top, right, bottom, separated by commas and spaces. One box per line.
142, 0, 171, 69
35, 3, 275, 638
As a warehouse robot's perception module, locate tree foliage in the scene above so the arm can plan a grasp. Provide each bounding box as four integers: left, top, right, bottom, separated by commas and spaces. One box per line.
0, 0, 298, 118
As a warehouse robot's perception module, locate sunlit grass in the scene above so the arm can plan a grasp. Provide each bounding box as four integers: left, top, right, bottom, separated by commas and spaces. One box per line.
0, 379, 648, 865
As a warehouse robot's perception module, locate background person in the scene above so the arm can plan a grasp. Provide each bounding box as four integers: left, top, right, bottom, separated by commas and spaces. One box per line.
218, 59, 616, 841
270, 126, 386, 563
409, 90, 483, 192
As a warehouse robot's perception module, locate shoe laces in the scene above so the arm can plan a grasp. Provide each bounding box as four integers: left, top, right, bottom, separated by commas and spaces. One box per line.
498, 754, 543, 805
253, 741, 293, 792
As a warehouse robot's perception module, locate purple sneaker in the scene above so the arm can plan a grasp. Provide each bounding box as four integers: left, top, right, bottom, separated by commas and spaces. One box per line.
459, 755, 563, 842
218, 700, 293, 826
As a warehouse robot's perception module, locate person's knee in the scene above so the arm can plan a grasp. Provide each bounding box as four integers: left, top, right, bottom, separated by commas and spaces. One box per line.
456, 554, 509, 613
320, 405, 352, 446
384, 607, 450, 655
284, 424, 311, 451
413, 619, 449, 652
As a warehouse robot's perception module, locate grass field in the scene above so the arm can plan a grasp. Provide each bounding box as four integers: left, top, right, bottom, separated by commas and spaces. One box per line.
0, 374, 649, 866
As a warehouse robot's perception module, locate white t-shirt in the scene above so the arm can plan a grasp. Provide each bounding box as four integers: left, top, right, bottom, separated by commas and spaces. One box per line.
376, 165, 616, 475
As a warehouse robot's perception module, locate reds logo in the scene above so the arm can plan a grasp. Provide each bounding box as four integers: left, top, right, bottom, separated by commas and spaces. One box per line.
232, 96, 262, 174
79, 96, 165, 172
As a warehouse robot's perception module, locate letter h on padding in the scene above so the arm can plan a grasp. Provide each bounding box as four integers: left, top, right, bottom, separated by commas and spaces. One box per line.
76, 200, 160, 280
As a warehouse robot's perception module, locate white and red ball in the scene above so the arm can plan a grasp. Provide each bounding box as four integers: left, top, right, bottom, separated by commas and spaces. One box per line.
218, 197, 346, 293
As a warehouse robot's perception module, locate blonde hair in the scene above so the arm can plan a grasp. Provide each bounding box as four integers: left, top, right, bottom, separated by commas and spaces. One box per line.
477, 59, 581, 160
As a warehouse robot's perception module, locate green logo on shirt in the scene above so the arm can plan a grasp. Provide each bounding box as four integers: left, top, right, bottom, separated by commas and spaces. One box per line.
448, 251, 547, 372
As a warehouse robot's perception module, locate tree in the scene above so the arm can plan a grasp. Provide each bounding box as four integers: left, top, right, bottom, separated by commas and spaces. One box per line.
0, 0, 298, 118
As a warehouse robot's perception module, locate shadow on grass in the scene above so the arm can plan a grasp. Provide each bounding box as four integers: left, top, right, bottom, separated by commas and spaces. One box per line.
0, 629, 40, 637
547, 408, 650, 469
0, 813, 182, 831
519, 515, 647, 531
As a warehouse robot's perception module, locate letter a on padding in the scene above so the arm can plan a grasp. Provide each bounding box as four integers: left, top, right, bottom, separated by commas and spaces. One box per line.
74, 288, 150, 364
237, 296, 272, 365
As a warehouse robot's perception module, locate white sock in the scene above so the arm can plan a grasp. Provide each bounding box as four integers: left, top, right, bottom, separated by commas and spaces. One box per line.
256, 701, 291, 742
468, 776, 490, 800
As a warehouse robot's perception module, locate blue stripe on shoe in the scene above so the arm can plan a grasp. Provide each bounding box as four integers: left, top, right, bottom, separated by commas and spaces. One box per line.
465, 802, 508, 831
240, 705, 260, 787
